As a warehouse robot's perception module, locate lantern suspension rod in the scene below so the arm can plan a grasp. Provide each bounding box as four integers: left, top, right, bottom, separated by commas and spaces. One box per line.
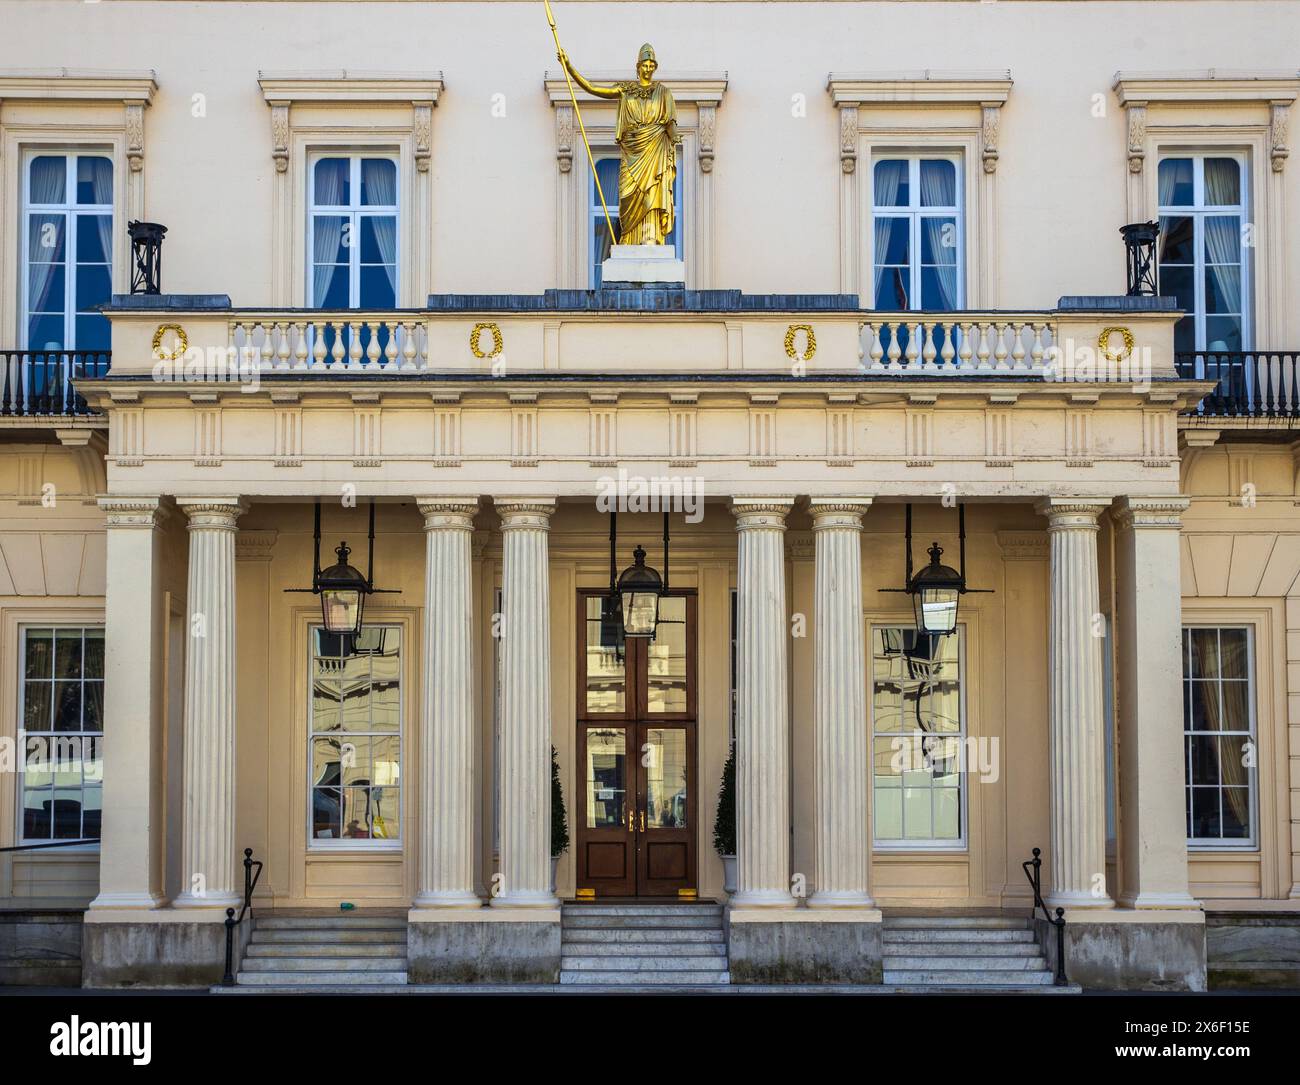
608, 509, 618, 594
543, 0, 616, 247
662, 511, 670, 592
313, 501, 322, 581
904, 503, 914, 584
367, 499, 375, 587
958, 502, 966, 589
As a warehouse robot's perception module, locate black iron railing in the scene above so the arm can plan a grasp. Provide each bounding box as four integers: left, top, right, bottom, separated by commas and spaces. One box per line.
0, 350, 111, 417
221, 848, 263, 987
1176, 350, 1300, 420
1022, 846, 1068, 987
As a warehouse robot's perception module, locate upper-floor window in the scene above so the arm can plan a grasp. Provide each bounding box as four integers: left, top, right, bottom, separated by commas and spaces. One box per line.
591, 153, 681, 287
1158, 155, 1249, 353
22, 153, 113, 350
309, 155, 398, 308
871, 157, 962, 312
1183, 626, 1255, 847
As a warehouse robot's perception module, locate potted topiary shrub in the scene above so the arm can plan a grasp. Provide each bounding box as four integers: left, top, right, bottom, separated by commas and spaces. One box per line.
550, 746, 569, 893
713, 742, 737, 895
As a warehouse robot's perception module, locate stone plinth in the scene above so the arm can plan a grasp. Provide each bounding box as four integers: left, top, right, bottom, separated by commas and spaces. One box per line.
601, 243, 685, 285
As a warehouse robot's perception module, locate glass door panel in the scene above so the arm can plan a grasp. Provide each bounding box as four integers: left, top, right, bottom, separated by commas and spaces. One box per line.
583, 595, 628, 714
585, 727, 628, 829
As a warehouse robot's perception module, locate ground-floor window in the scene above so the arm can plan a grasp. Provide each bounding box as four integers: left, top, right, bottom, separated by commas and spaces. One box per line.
19, 626, 103, 842
1183, 626, 1255, 846
309, 626, 401, 847
870, 627, 965, 847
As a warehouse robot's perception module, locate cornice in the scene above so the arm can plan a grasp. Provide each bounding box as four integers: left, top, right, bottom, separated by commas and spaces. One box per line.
258, 71, 444, 104
0, 69, 158, 102
827, 71, 1012, 106
1113, 71, 1300, 106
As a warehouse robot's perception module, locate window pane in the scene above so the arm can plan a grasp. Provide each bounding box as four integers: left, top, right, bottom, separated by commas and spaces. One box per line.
586, 727, 627, 828
28, 213, 66, 263
83, 682, 103, 732
360, 159, 397, 206
370, 786, 398, 839
359, 216, 396, 264
1188, 733, 1219, 784
74, 313, 111, 351
1190, 786, 1220, 837
313, 788, 342, 839
76, 265, 112, 310
1158, 157, 1193, 206
1218, 628, 1248, 678
312, 261, 348, 309
874, 159, 909, 207
1204, 316, 1243, 353
52, 788, 82, 838
647, 597, 688, 713
77, 215, 112, 263
1158, 216, 1194, 264
76, 156, 113, 205
82, 787, 102, 839
371, 735, 400, 786
29, 156, 66, 203
873, 266, 908, 311
359, 264, 396, 308
918, 160, 956, 206
1159, 264, 1194, 315
644, 728, 687, 829
83, 629, 104, 678
25, 630, 54, 678
24, 788, 53, 839
55, 630, 82, 678
24, 681, 52, 730
313, 158, 350, 206
311, 215, 349, 263
875, 217, 909, 264
1220, 790, 1250, 838
54, 681, 82, 730
585, 596, 626, 713
920, 218, 958, 265
1188, 628, 1220, 678
1203, 158, 1241, 205
1203, 215, 1241, 265
342, 787, 374, 839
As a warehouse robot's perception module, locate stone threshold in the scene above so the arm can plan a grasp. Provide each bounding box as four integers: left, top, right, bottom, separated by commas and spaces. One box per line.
211, 982, 1083, 996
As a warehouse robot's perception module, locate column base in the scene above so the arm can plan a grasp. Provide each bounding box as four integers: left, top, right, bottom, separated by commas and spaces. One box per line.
412, 890, 482, 909
727, 907, 882, 984
81, 911, 238, 988
1045, 890, 1114, 910
88, 891, 167, 911
1117, 891, 1200, 909
171, 892, 241, 912
729, 889, 797, 909
1041, 908, 1206, 991
490, 891, 560, 909
807, 890, 876, 909
407, 906, 561, 984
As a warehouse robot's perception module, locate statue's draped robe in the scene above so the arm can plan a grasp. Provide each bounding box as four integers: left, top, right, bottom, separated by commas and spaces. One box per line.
614, 81, 677, 245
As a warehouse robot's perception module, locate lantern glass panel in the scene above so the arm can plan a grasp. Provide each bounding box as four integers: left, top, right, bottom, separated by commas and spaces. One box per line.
621, 590, 659, 637
914, 586, 959, 635
321, 589, 363, 636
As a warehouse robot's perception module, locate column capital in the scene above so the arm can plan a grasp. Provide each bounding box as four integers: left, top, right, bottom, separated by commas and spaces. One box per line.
1035, 496, 1110, 530
1113, 495, 1190, 532
98, 495, 166, 529
495, 498, 556, 531
729, 497, 795, 530
808, 499, 872, 530
417, 497, 480, 531
175, 496, 248, 530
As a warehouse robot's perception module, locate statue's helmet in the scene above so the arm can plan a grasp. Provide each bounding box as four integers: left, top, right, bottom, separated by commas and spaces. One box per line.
637, 43, 657, 69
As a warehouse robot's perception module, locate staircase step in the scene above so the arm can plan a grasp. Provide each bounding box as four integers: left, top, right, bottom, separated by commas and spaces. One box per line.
885, 916, 1028, 930
252, 928, 407, 945
246, 942, 407, 959
563, 914, 721, 930
563, 927, 725, 944
883, 955, 1046, 971
254, 915, 407, 931
241, 956, 408, 972
565, 904, 723, 917
883, 928, 1035, 944
883, 969, 1056, 985
236, 970, 408, 985
561, 940, 725, 957
879, 940, 1040, 957
559, 969, 729, 985
561, 954, 729, 971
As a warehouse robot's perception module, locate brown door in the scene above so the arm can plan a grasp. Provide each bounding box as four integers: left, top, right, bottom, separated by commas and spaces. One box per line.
575, 591, 697, 897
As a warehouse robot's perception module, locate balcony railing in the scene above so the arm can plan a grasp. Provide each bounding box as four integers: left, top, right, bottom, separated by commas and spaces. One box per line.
859, 316, 1056, 374
1, 350, 112, 417
229, 316, 429, 371
1176, 350, 1300, 420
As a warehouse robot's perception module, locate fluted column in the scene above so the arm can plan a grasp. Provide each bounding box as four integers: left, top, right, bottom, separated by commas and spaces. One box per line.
808, 500, 874, 908
173, 497, 246, 910
414, 499, 481, 907
730, 498, 796, 908
1036, 498, 1113, 909
492, 500, 558, 908
1113, 496, 1197, 909
89, 497, 168, 911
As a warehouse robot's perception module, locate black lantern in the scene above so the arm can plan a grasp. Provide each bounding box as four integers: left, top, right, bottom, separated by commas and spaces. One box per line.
127, 220, 167, 295
1120, 221, 1160, 297
617, 544, 664, 637
880, 504, 990, 636
287, 501, 398, 638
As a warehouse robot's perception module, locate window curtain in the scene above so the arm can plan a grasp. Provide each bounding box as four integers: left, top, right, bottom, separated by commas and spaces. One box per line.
311, 162, 347, 307
919, 165, 958, 311
86, 157, 113, 268
1157, 160, 1181, 207
361, 160, 398, 301
26, 159, 66, 347
872, 161, 904, 285
1202, 215, 1242, 319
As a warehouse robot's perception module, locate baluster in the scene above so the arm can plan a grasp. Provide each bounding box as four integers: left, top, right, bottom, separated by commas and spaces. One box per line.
365, 321, 382, 370
958, 323, 974, 371
868, 324, 884, 370
293, 323, 309, 370
940, 322, 956, 371
976, 324, 992, 370
1010, 322, 1027, 371
330, 321, 346, 371
921, 322, 937, 370
258, 323, 274, 376
275, 323, 292, 371
904, 323, 921, 371
348, 321, 364, 370
886, 322, 903, 371
401, 322, 418, 371
1030, 323, 1046, 370
383, 322, 399, 371
312, 323, 328, 371
993, 323, 1010, 371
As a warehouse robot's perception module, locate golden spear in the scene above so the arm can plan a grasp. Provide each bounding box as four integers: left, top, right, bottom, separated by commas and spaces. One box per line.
544, 0, 617, 248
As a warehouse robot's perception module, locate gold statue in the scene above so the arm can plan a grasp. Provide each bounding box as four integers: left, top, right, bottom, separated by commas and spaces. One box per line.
558, 43, 681, 247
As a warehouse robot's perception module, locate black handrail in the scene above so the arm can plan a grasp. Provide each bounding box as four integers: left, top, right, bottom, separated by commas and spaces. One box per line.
221, 848, 263, 987
1176, 350, 1300, 420
0, 350, 111, 417
1022, 847, 1068, 986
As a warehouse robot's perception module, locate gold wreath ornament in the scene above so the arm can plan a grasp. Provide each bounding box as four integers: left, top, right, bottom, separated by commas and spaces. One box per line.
152, 323, 188, 362
1098, 326, 1134, 363
784, 324, 816, 362
470, 321, 504, 359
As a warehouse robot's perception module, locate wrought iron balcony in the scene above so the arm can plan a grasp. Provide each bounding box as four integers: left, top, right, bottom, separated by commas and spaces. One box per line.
1, 350, 112, 418
1175, 351, 1300, 420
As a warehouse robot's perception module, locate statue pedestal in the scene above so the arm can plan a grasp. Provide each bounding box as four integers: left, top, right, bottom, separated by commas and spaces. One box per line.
601, 244, 685, 286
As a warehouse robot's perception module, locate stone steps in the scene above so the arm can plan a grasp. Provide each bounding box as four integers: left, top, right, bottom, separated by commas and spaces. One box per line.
232, 914, 410, 987
559, 902, 729, 986
880, 940, 1040, 956
246, 942, 407, 958
884, 928, 1036, 944
881, 916, 1064, 989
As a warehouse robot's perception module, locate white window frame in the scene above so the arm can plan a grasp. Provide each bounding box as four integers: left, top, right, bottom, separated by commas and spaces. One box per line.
306, 152, 400, 309
307, 623, 403, 852
589, 149, 684, 287
1157, 152, 1252, 353
869, 624, 968, 852
16, 624, 104, 849
870, 153, 965, 312
1183, 624, 1258, 851
20, 150, 114, 350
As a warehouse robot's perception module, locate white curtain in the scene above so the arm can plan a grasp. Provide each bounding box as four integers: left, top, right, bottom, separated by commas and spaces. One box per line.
1203, 215, 1242, 322
919, 163, 959, 313
1157, 158, 1184, 207
361, 159, 398, 302
872, 160, 904, 292
311, 161, 347, 306
85, 157, 113, 268
26, 158, 66, 347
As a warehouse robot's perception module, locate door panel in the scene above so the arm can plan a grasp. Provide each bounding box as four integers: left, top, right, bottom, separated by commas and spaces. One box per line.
577, 724, 635, 896
635, 723, 695, 895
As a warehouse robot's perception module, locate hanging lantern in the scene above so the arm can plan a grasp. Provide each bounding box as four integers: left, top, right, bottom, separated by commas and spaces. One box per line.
909, 543, 963, 636
1120, 221, 1160, 297
317, 542, 369, 636
617, 544, 663, 638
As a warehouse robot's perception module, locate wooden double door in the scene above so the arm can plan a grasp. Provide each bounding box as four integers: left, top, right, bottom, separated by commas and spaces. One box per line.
575, 591, 697, 897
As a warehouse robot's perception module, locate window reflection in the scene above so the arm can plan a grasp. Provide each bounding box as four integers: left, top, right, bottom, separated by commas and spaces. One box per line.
586, 728, 626, 828
644, 728, 687, 829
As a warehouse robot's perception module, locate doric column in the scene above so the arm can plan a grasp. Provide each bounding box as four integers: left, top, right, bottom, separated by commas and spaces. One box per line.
172, 497, 246, 910
492, 500, 558, 908
1113, 496, 1197, 909
414, 499, 481, 907
807, 500, 874, 908
729, 498, 796, 908
1036, 498, 1113, 909
88, 497, 168, 910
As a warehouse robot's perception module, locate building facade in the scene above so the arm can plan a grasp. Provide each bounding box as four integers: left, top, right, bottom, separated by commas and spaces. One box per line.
1, 0, 1298, 991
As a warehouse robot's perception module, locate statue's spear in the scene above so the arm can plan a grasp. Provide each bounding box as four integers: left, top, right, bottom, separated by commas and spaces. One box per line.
543, 0, 617, 247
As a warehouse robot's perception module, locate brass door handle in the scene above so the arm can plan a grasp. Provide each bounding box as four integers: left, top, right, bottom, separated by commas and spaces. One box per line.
626, 809, 634, 833
639, 811, 646, 832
